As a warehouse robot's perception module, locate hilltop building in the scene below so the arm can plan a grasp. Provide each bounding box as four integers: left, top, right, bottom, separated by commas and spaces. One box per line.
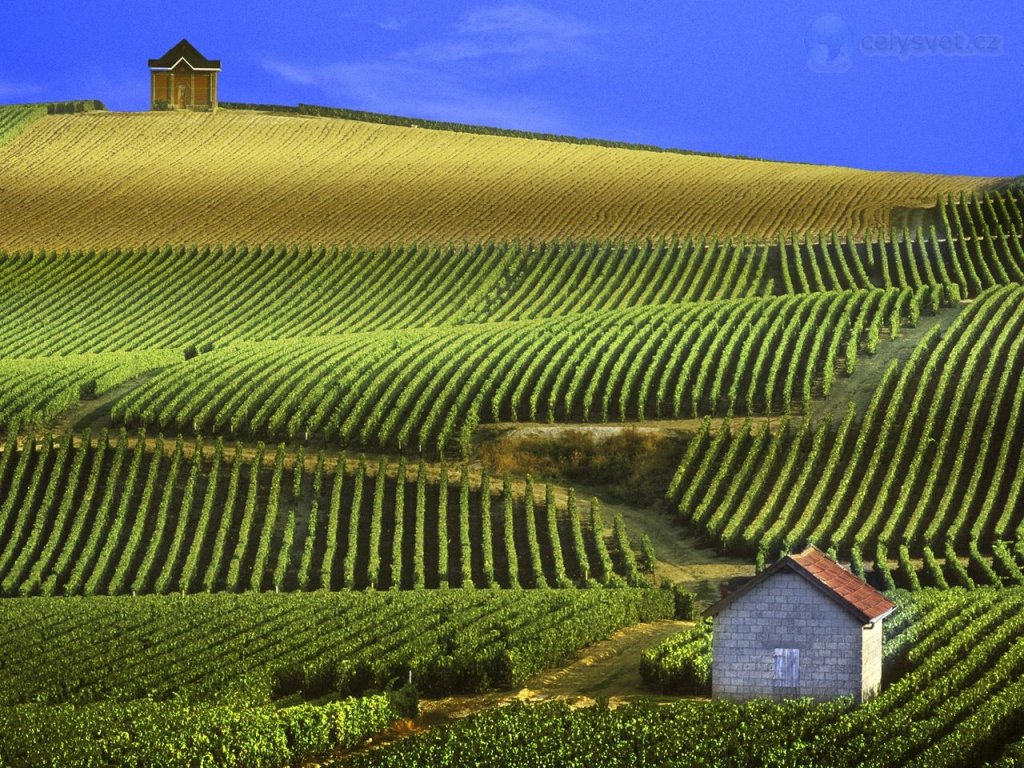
706, 545, 895, 703
149, 39, 220, 111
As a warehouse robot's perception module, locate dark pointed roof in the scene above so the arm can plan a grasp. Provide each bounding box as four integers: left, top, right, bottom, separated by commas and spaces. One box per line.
706, 545, 896, 624
148, 39, 221, 70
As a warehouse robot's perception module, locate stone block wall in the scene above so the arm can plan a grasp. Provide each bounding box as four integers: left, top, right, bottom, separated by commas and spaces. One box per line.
712, 571, 875, 702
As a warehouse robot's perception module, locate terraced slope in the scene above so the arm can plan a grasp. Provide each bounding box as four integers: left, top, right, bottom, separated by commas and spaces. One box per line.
0, 110, 988, 251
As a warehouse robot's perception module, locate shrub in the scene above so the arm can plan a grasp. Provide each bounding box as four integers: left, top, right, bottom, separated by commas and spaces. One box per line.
272, 658, 375, 700
640, 623, 712, 694
660, 580, 697, 620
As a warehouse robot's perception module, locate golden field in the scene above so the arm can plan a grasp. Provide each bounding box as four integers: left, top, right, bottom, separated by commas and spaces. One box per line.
0, 109, 994, 251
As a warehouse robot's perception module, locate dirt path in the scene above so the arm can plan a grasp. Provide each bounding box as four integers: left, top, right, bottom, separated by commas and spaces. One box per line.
419, 619, 694, 719
589, 494, 752, 602
312, 619, 694, 766
508, 619, 695, 704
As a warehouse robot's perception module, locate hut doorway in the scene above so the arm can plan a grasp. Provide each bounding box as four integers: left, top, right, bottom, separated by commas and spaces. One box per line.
176, 83, 190, 109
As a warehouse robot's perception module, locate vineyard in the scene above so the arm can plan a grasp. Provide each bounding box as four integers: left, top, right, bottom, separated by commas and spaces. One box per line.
0, 108, 988, 251
0, 187, 1017, 367
346, 588, 1024, 768
0, 188, 1020, 356
0, 104, 46, 146
108, 288, 933, 451
1, 695, 403, 768
0, 350, 176, 430
0, 589, 673, 704
0, 101, 103, 147
0, 432, 653, 596
1, 95, 1023, 766
0, 588, 672, 765
0, 237, 938, 357
667, 285, 1024, 571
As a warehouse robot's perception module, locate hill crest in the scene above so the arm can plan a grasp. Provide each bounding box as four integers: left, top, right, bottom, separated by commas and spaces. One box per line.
0, 104, 990, 252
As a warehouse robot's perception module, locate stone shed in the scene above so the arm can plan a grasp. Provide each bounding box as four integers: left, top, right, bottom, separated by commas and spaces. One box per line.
706, 544, 895, 703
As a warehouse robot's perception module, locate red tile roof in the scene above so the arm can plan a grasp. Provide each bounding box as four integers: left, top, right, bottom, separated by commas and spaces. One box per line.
788, 545, 896, 623
706, 545, 896, 624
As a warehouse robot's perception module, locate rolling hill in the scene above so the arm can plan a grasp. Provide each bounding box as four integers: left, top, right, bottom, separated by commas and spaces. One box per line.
0, 107, 991, 252
1, 100, 1023, 766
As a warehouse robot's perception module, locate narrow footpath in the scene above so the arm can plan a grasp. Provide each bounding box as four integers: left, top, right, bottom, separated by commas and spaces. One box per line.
309, 618, 694, 767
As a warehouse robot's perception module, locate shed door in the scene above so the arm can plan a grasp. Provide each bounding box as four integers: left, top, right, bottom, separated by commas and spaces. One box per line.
774, 648, 800, 688
177, 83, 190, 109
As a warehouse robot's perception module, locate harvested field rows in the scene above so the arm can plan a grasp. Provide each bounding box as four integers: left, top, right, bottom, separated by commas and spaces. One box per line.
0, 110, 988, 251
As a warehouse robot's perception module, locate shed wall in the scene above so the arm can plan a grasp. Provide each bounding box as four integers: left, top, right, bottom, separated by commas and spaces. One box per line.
150, 70, 216, 109
860, 620, 883, 701
194, 74, 210, 105
152, 73, 170, 104
712, 572, 869, 702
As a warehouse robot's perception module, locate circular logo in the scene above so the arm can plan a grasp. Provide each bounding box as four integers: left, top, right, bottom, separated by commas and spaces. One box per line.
806, 14, 854, 73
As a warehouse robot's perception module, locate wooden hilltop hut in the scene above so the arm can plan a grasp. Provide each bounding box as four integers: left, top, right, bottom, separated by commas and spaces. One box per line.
149, 39, 220, 111
706, 545, 895, 703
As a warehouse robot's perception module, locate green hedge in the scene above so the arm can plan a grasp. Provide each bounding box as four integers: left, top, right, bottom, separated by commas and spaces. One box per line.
343, 698, 850, 768
45, 100, 105, 114
639, 622, 712, 694
991, 738, 1024, 767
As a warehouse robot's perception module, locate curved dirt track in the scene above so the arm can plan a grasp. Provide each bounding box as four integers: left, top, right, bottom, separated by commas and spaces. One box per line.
311, 619, 695, 766
422, 618, 695, 719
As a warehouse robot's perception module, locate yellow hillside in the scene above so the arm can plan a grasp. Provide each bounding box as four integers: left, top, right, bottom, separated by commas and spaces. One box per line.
0, 109, 992, 251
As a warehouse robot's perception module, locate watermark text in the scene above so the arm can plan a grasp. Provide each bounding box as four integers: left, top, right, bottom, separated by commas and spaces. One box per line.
860, 31, 1003, 58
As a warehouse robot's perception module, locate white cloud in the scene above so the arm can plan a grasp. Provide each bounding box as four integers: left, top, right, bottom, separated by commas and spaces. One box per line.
262, 61, 319, 87
460, 5, 594, 42
261, 3, 599, 132
391, 3, 598, 64
378, 16, 405, 32
401, 4, 596, 63
0, 80, 43, 100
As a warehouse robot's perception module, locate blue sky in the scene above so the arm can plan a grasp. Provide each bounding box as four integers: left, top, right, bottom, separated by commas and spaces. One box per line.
1, 1, 1020, 176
